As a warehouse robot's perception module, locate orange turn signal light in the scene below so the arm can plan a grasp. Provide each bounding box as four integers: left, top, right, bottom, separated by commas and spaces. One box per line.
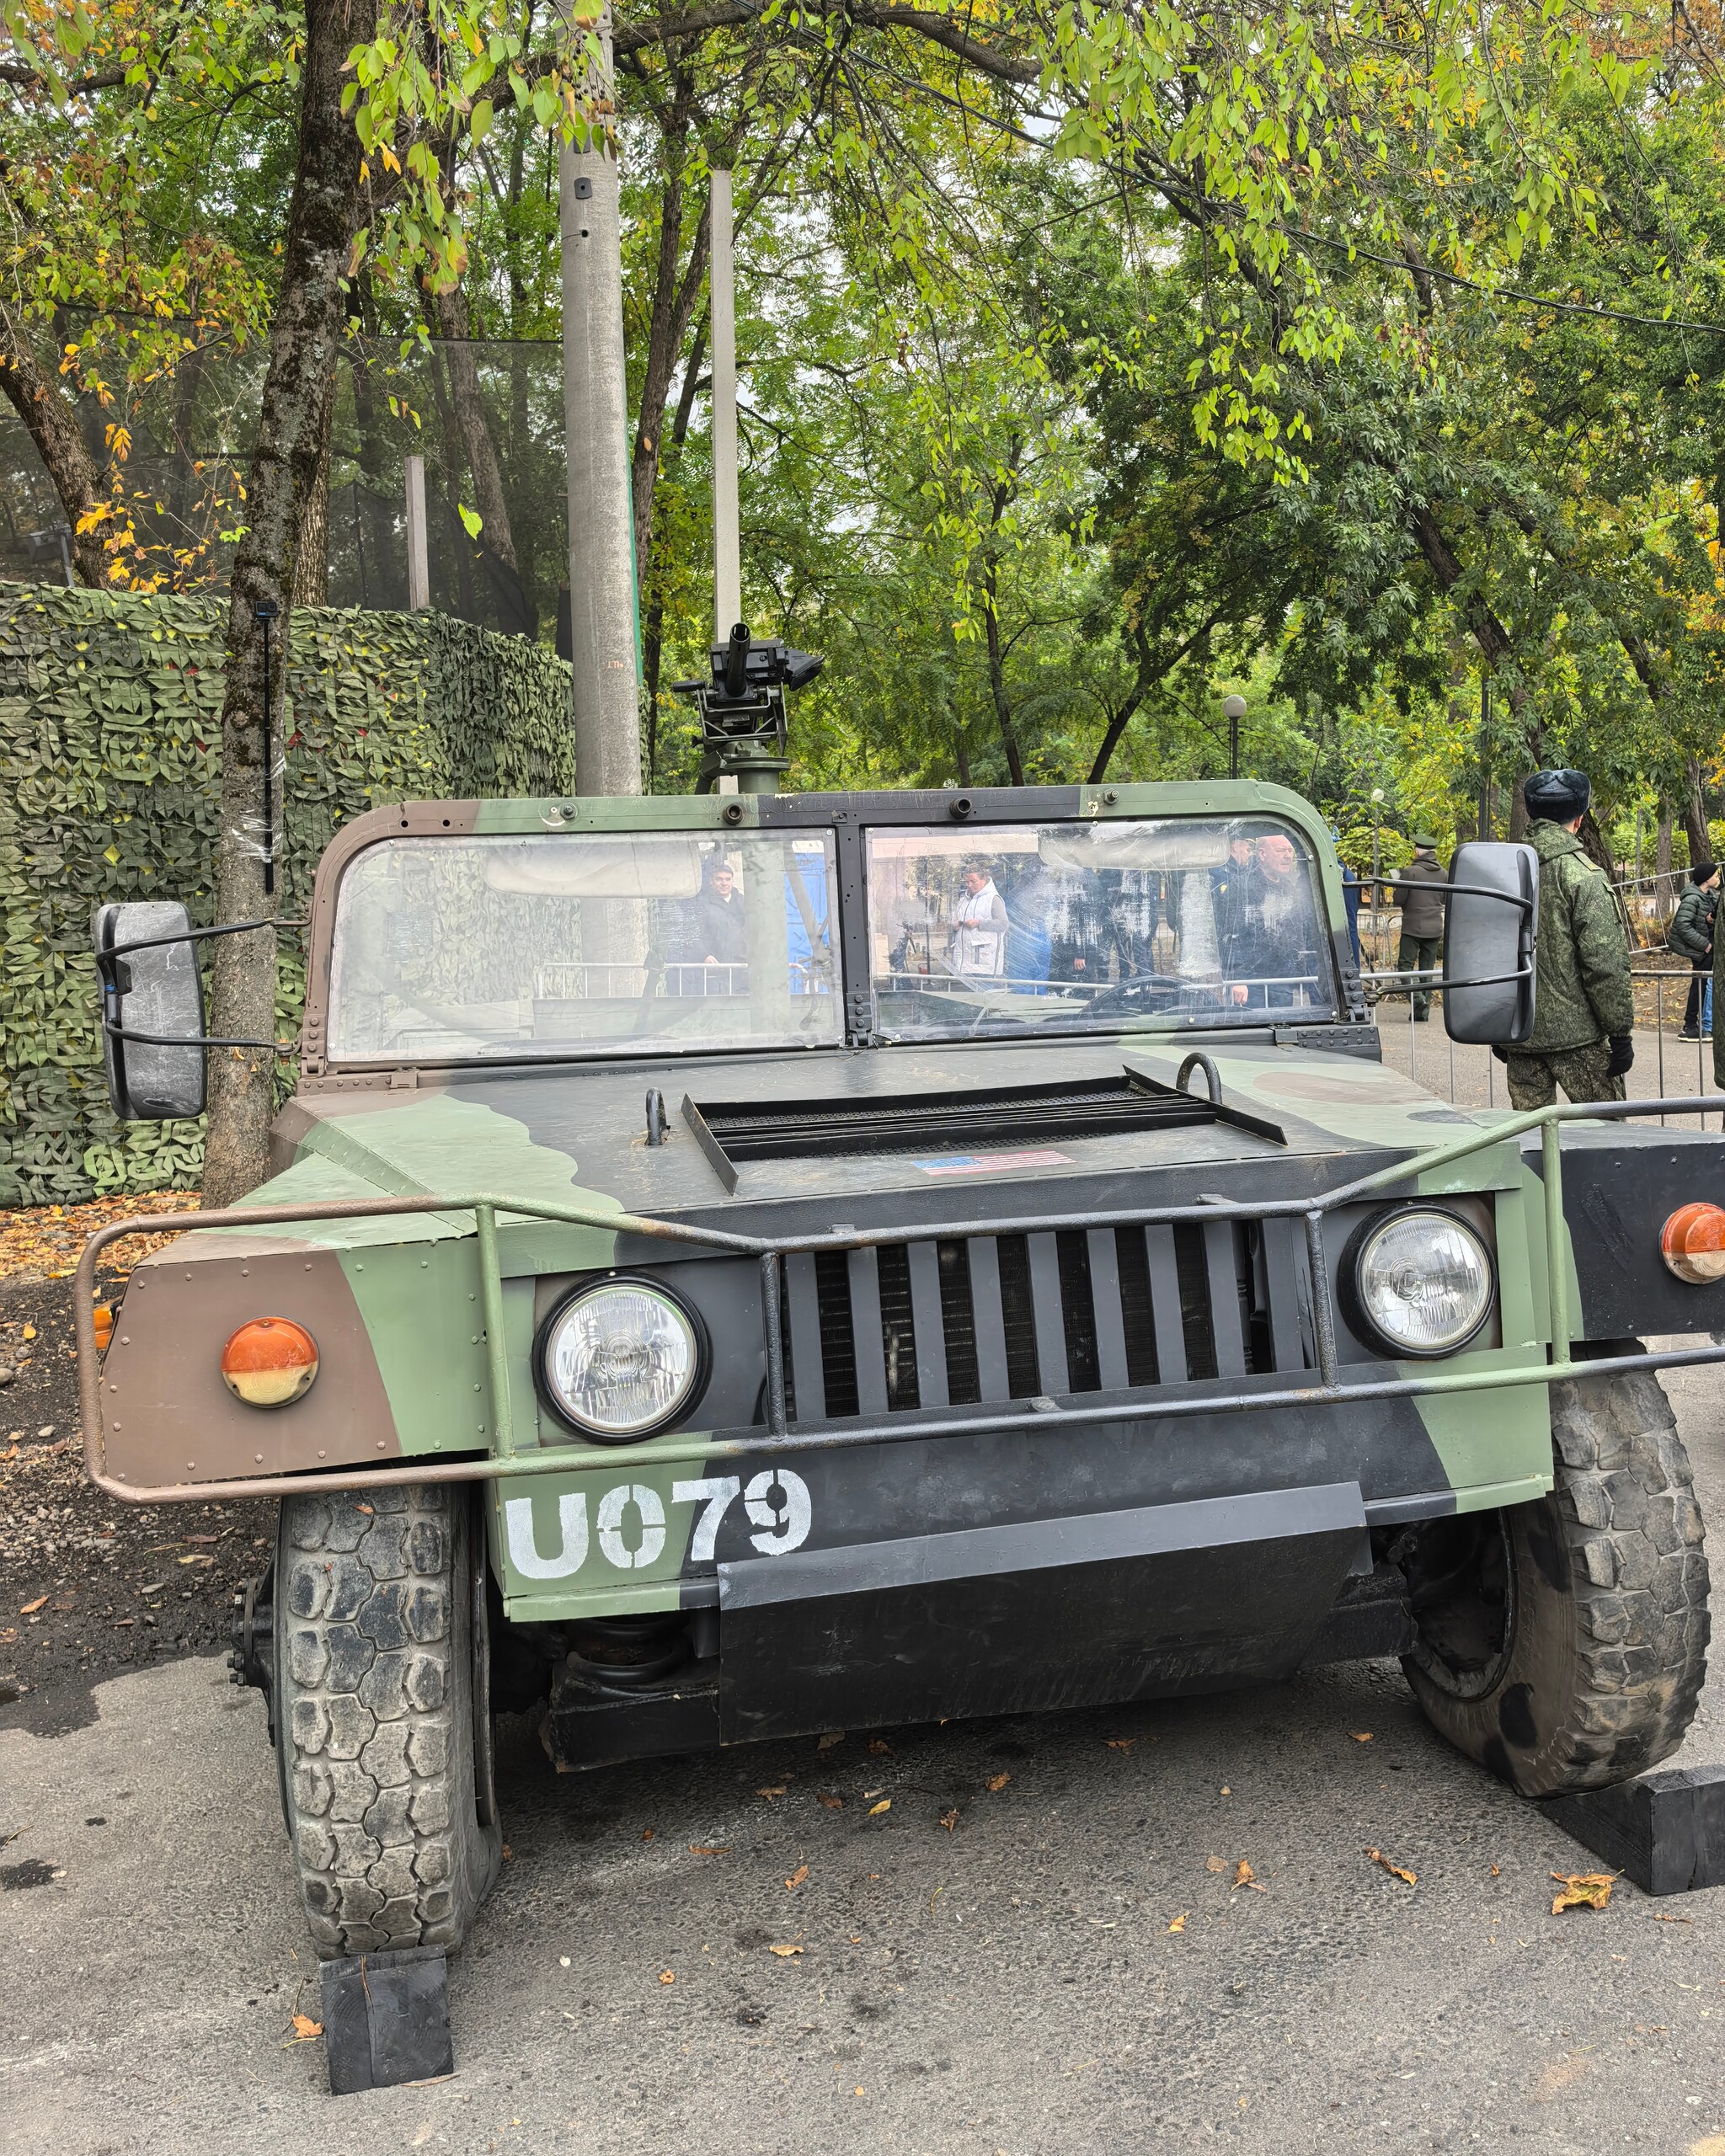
1660, 1203, 1725, 1284
221, 1316, 319, 1407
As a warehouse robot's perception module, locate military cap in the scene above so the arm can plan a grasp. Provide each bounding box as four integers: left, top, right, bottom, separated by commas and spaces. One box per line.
1522, 767, 1591, 821
1410, 833, 1439, 850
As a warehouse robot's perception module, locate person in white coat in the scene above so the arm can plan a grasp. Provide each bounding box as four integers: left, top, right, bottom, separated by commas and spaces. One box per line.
949, 864, 1009, 979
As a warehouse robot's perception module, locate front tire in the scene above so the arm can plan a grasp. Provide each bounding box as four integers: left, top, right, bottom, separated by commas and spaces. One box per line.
275, 1484, 502, 1958
1398, 1366, 1710, 1796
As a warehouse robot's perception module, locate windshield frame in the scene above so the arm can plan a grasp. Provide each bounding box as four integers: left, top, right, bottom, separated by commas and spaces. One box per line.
301, 784, 1359, 1076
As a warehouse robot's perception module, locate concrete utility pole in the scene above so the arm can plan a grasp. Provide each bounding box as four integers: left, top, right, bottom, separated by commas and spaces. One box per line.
709, 167, 741, 642
560, 3, 641, 795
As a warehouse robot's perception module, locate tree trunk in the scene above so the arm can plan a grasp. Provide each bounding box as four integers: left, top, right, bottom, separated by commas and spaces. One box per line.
203, 0, 373, 1209
1682, 756, 1710, 870
630, 129, 710, 594
0, 299, 108, 586
642, 320, 707, 789
289, 363, 336, 607
1656, 809, 1674, 917
430, 282, 518, 569
980, 552, 1025, 786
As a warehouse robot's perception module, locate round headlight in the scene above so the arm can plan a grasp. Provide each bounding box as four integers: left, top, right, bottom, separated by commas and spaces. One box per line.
1351, 1209, 1493, 1358
539, 1278, 706, 1441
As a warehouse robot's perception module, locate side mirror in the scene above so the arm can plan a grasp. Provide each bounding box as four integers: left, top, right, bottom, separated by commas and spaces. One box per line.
93, 902, 207, 1120
1441, 842, 1538, 1046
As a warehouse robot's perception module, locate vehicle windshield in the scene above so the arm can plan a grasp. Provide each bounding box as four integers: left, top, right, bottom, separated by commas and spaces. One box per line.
328, 831, 842, 1062
866, 816, 1338, 1041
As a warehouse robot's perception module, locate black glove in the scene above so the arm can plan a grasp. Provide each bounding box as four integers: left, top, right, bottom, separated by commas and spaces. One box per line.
1605, 1034, 1634, 1078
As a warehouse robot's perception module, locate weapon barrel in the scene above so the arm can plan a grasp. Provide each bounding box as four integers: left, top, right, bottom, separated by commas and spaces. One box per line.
724, 621, 750, 697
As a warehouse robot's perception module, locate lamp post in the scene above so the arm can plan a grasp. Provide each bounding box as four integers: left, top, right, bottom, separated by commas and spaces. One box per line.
1223, 694, 1246, 780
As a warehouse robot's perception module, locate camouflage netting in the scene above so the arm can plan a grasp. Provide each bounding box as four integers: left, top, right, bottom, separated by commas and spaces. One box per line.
0, 581, 574, 1205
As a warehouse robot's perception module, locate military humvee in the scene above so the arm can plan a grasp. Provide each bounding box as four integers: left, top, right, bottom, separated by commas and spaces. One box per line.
79, 766, 1717, 1961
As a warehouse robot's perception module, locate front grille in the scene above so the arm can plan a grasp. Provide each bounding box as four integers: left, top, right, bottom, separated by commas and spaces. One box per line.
780, 1217, 1306, 1423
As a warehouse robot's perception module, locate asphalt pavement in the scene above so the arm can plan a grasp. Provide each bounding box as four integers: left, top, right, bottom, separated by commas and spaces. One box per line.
4, 1360, 1725, 2153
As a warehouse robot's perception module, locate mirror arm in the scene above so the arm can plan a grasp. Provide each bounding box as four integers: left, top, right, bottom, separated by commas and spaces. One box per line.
95, 915, 308, 967
96, 915, 309, 1057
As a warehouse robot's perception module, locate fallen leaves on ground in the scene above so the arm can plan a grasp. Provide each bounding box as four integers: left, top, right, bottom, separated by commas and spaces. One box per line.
1205, 1855, 1227, 1874
1167, 1912, 1188, 1934
1550, 1872, 1615, 1913
1349, 1732, 1373, 1743
939, 1808, 959, 1833
18, 1597, 46, 1615
756, 1785, 787, 1801
868, 1738, 894, 1756
1653, 1912, 1693, 1924
0, 1193, 200, 1283
868, 1799, 891, 1817
816, 1792, 843, 1811
659, 1970, 675, 1984
285, 2013, 323, 2045
986, 1772, 1010, 1792
1105, 1738, 1136, 1752
1365, 1847, 1417, 1886
688, 1844, 729, 1856
641, 1827, 654, 1842
817, 1732, 844, 1752
785, 1865, 809, 1891
1490, 1864, 1501, 1877
768, 1943, 804, 1957
1231, 1860, 1264, 1893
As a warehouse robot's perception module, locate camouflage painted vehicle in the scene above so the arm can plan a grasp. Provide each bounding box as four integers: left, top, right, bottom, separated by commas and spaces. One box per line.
79, 780, 1717, 1960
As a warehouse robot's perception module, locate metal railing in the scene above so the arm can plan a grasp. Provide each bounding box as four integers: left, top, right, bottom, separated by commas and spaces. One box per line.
1366, 956, 1715, 1122
72, 1093, 1725, 1505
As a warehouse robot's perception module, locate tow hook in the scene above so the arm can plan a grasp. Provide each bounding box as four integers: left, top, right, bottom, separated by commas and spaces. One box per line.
228, 1557, 275, 1746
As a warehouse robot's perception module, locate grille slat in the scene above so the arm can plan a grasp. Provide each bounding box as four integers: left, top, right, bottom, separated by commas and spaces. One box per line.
1202, 1220, 1249, 1378
1144, 1225, 1192, 1384
1027, 1232, 1071, 1396
967, 1237, 1012, 1404
847, 1247, 889, 1417
784, 1251, 826, 1418
906, 1239, 950, 1408
1085, 1227, 1130, 1391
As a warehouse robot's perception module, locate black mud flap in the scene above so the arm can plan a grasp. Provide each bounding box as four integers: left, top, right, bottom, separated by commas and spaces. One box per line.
717, 1483, 1368, 1743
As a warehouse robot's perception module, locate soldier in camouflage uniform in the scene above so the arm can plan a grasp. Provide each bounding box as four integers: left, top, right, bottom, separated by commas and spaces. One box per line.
1504, 768, 1634, 1110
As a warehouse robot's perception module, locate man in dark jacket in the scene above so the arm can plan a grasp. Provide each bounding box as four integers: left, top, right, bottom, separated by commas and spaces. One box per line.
1391, 834, 1446, 1020
1669, 862, 1718, 1040
1507, 769, 1635, 1109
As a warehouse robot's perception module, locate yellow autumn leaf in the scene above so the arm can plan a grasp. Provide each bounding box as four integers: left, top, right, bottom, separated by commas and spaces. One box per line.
1167, 1912, 1188, 1934
868, 1799, 891, 1817
21, 1324, 36, 1341
289, 2013, 322, 2040
659, 1969, 675, 1984
785, 1864, 809, 1891
1365, 1847, 1417, 1886
768, 1943, 803, 1957
1550, 1871, 1615, 1913
1349, 1732, 1373, 1743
